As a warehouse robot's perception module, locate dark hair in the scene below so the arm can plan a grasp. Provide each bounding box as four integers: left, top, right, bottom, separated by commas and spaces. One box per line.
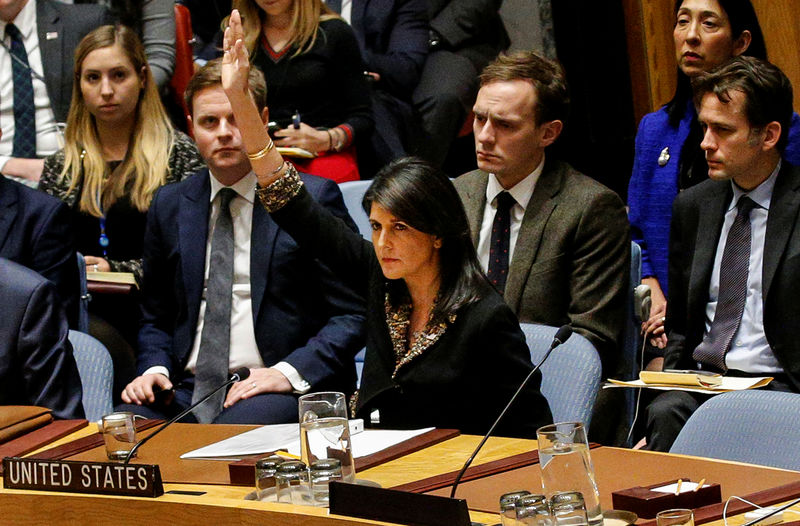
667, 0, 767, 127
692, 56, 793, 152
362, 157, 487, 322
480, 51, 570, 126
184, 58, 267, 116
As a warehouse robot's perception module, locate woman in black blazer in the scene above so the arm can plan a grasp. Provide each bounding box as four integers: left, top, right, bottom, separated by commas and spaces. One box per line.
221, 10, 552, 437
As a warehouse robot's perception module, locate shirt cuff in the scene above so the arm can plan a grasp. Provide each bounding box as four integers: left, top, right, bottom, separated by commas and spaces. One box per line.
272, 361, 311, 394
0, 156, 10, 173
142, 366, 170, 379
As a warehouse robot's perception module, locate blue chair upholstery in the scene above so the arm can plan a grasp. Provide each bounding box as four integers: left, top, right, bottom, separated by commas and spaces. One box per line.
621, 241, 643, 444
520, 323, 602, 431
68, 329, 114, 421
338, 180, 373, 240
76, 252, 91, 333
669, 390, 800, 470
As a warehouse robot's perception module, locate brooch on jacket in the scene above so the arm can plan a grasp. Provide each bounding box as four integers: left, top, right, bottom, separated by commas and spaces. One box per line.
658, 147, 670, 167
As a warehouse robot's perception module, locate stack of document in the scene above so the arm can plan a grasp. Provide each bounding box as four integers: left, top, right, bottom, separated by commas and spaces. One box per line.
606, 370, 772, 394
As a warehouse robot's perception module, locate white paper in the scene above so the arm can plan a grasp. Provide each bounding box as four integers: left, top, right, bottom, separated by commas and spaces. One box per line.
286, 428, 434, 458
652, 482, 708, 494
604, 376, 771, 394
180, 422, 299, 459
180, 421, 433, 460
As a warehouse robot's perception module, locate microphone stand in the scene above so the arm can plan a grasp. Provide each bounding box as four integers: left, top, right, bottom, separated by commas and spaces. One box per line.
124, 368, 250, 464
449, 326, 572, 498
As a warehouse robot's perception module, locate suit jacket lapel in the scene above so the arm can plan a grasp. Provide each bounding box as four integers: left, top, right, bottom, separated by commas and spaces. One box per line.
37, 1, 65, 122
250, 199, 279, 321
687, 183, 730, 321
763, 164, 800, 299
460, 171, 488, 247
351, 0, 367, 38
0, 177, 19, 251
503, 161, 561, 313
179, 172, 211, 336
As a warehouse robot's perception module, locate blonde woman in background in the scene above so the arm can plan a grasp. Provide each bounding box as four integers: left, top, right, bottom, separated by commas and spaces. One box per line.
232, 0, 372, 182
38, 25, 205, 399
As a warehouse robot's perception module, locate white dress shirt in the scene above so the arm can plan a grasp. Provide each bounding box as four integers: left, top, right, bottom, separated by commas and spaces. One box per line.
0, 0, 61, 173
144, 171, 309, 392
703, 160, 782, 373
477, 156, 545, 272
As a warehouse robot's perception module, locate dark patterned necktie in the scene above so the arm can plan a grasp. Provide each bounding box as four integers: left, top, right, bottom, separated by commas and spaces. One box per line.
487, 191, 515, 294
192, 188, 237, 423
692, 196, 757, 371
6, 24, 36, 159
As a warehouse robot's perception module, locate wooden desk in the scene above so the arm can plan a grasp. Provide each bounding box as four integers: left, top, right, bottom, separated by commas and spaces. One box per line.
3, 428, 800, 526
426, 446, 800, 514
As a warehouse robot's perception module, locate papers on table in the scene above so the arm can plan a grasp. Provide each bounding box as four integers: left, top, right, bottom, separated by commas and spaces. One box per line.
605, 375, 773, 394
180, 420, 434, 460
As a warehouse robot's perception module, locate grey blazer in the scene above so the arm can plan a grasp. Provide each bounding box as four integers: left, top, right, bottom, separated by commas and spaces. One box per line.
454, 159, 630, 374
37, 0, 112, 123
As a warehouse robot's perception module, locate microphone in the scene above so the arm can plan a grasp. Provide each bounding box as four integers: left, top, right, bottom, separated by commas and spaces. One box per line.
124, 367, 251, 463
449, 325, 572, 498
634, 284, 651, 324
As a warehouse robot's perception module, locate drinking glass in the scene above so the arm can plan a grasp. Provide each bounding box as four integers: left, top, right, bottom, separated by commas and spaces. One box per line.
298, 392, 355, 482
537, 422, 602, 526
656, 509, 695, 526
101, 412, 138, 461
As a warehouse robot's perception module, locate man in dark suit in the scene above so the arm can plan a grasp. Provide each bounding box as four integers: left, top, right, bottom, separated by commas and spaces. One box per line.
646, 57, 800, 451
0, 257, 84, 419
413, 0, 509, 167
453, 51, 630, 377
326, 0, 428, 175
0, 0, 110, 183
120, 60, 365, 424
0, 169, 78, 326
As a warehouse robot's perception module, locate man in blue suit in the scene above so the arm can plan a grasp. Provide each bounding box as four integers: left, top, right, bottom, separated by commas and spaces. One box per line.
0, 164, 78, 326
0, 257, 84, 419
326, 0, 428, 175
120, 60, 365, 424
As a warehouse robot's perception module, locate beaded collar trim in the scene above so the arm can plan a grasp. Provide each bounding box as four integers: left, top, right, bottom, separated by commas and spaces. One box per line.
385, 293, 456, 378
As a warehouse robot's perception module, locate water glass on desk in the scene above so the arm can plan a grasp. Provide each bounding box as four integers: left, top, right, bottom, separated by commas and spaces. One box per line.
537, 422, 602, 526
298, 392, 355, 483
656, 509, 695, 526
101, 412, 138, 461
275, 460, 310, 505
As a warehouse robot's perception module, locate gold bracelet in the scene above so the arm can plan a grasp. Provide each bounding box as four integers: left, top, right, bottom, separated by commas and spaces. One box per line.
270, 160, 286, 175
247, 139, 275, 161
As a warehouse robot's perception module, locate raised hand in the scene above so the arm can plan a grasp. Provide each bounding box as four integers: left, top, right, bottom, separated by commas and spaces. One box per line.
221, 9, 251, 101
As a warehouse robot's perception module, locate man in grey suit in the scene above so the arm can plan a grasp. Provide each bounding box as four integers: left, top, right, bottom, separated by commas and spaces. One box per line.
453, 51, 630, 379
0, 0, 110, 183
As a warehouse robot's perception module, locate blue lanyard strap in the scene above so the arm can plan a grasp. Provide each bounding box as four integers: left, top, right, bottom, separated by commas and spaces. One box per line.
96, 187, 109, 258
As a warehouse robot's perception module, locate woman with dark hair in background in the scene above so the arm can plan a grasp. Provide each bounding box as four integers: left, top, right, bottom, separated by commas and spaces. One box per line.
219, 9, 552, 437
231, 0, 372, 183
627, 0, 800, 353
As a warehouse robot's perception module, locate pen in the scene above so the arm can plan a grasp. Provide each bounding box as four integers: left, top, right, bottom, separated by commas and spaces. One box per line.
675, 479, 682, 496
694, 478, 706, 491
292, 110, 301, 129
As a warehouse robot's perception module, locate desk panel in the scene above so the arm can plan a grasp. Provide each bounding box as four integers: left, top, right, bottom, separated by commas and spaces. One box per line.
427, 447, 800, 515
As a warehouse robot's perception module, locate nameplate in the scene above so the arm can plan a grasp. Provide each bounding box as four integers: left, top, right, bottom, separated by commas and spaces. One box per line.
2, 457, 164, 498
